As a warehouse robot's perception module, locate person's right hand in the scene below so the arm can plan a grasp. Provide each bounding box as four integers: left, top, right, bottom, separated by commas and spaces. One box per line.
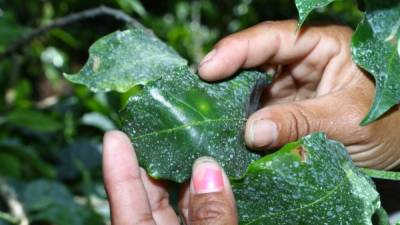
199, 20, 400, 170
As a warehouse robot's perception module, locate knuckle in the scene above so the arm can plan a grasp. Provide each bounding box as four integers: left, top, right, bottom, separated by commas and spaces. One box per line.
134, 212, 155, 225
288, 103, 314, 139
326, 36, 342, 54
150, 193, 170, 214
190, 193, 233, 225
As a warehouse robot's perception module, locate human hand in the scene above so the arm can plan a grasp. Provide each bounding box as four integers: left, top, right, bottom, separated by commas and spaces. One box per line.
103, 131, 238, 225
199, 20, 400, 170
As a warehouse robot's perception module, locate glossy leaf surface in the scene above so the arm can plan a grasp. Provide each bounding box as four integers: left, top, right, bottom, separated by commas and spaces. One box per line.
351, 0, 400, 124
295, 0, 334, 25
64, 29, 187, 93
66, 28, 271, 182
121, 68, 270, 182
232, 132, 382, 225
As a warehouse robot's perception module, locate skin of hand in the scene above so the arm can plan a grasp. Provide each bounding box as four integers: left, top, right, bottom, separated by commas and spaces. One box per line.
103, 131, 238, 225
199, 20, 400, 170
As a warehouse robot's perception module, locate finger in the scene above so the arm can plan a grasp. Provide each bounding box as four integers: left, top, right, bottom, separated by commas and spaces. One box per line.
198, 20, 348, 81
244, 84, 374, 150
188, 157, 237, 225
178, 183, 190, 225
140, 168, 180, 225
103, 131, 156, 225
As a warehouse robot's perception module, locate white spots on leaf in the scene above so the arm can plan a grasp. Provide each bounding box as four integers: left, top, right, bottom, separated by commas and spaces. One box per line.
116, 30, 128, 43
92, 56, 101, 72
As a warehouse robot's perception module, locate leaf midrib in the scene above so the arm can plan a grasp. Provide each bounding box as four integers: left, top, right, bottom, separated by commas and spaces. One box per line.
132, 118, 245, 140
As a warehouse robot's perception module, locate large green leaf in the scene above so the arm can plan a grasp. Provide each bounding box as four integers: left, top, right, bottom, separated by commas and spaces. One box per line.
351, 0, 400, 125
66, 28, 271, 183
295, 0, 335, 25
232, 132, 383, 224
64, 29, 187, 93
121, 68, 270, 182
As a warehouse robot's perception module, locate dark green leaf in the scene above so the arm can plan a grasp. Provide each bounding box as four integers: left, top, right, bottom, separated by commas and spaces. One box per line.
0, 153, 21, 178
56, 140, 102, 180
351, 0, 400, 124
64, 29, 187, 93
121, 68, 270, 182
115, 0, 147, 17
4, 110, 62, 132
0, 140, 56, 178
22, 180, 75, 211
232, 132, 383, 224
65, 28, 271, 182
295, 0, 335, 25
0, 12, 29, 52
21, 180, 95, 225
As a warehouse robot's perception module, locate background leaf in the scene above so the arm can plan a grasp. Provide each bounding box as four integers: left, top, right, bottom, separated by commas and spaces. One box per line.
4, 110, 62, 132
21, 180, 103, 225
115, 0, 147, 17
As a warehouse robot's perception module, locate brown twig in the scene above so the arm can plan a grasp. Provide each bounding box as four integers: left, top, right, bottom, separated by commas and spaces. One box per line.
0, 5, 151, 61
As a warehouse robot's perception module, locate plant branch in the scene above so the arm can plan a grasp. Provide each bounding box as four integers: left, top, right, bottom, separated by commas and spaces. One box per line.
0, 5, 151, 61
0, 179, 29, 225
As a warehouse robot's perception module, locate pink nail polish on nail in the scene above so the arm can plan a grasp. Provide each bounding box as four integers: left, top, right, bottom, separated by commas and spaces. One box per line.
193, 163, 224, 194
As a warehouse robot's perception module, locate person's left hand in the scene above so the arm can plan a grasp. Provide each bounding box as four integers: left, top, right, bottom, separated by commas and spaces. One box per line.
103, 130, 238, 225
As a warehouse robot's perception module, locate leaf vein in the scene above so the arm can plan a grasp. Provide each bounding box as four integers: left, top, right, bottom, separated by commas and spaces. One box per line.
132, 118, 245, 140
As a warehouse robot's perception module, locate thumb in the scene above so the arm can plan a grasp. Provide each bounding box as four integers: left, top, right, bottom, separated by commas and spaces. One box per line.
188, 157, 238, 225
245, 89, 372, 149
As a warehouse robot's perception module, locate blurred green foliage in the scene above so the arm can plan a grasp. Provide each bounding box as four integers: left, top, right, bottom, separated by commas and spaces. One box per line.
0, 0, 368, 224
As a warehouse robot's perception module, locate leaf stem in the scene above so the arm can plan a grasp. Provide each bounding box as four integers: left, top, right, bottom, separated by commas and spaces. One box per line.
361, 168, 400, 181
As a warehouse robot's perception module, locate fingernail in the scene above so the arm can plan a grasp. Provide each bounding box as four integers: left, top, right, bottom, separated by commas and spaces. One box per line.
247, 119, 278, 148
192, 157, 224, 194
199, 49, 216, 67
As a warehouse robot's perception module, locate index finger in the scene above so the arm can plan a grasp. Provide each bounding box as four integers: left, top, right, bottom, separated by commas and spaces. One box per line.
103, 131, 156, 225
198, 20, 322, 81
